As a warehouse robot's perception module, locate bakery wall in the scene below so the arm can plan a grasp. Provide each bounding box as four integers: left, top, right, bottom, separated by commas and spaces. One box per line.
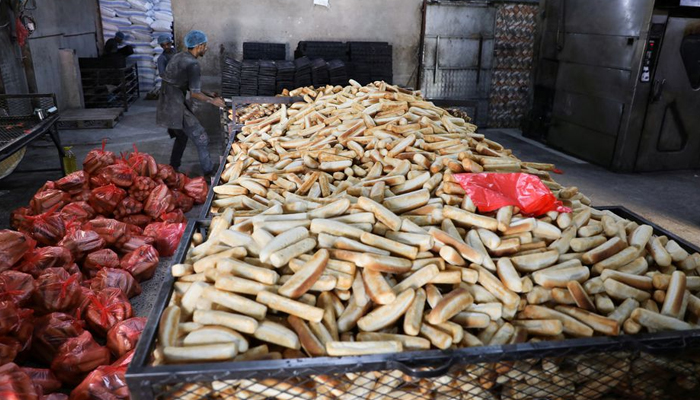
171, 0, 424, 89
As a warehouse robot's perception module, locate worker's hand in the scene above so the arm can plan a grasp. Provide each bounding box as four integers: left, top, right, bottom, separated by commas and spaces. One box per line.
211, 97, 226, 108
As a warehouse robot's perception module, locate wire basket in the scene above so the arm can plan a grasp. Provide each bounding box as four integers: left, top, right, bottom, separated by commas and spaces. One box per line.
126, 207, 700, 400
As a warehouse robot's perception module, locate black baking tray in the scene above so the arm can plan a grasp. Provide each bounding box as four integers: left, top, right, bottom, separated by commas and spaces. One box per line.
126, 207, 700, 400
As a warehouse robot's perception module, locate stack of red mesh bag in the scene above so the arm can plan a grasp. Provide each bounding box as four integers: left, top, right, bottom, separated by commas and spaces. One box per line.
0, 142, 207, 398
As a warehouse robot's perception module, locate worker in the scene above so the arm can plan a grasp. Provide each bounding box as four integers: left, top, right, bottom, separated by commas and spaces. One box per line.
156, 30, 225, 177
156, 34, 176, 76
103, 31, 134, 57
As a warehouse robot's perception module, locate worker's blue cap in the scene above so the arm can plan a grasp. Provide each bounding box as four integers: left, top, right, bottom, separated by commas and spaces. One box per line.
115, 31, 126, 40
158, 34, 173, 45
184, 30, 207, 48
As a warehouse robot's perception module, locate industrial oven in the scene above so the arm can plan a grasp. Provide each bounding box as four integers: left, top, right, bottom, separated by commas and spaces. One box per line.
530, 0, 700, 172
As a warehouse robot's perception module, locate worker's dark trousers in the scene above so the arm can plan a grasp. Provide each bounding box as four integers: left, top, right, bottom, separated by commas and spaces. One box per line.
169, 123, 214, 174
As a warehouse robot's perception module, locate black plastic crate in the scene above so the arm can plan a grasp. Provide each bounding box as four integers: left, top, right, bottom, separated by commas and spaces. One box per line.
127, 207, 700, 400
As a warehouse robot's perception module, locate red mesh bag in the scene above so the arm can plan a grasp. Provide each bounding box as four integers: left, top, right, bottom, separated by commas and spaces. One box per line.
60, 202, 96, 224
69, 363, 130, 400
33, 271, 83, 314
0, 230, 32, 272
44, 394, 69, 400
143, 184, 174, 219
119, 245, 158, 281
31, 189, 71, 215
114, 197, 143, 219
84, 288, 133, 337
83, 141, 116, 175
126, 145, 158, 177
89, 169, 112, 189
89, 268, 141, 299
13, 308, 34, 353
102, 161, 135, 188
71, 189, 92, 203
83, 249, 120, 278
59, 230, 106, 260
88, 185, 126, 216
0, 363, 40, 400
106, 317, 146, 357
123, 223, 143, 236
156, 163, 176, 183
22, 206, 66, 246
0, 271, 35, 306
144, 222, 185, 257
10, 206, 32, 231
116, 235, 155, 254
51, 331, 111, 385
83, 218, 128, 246
0, 301, 19, 336
128, 176, 157, 203
32, 312, 85, 364
56, 171, 89, 195
16, 246, 73, 278
21, 368, 61, 395
183, 176, 208, 204
119, 214, 151, 230
167, 172, 187, 191
158, 209, 186, 224
0, 337, 21, 365
171, 190, 194, 213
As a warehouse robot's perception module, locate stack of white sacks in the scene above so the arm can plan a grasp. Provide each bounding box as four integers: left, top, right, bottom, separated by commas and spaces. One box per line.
99, 0, 174, 91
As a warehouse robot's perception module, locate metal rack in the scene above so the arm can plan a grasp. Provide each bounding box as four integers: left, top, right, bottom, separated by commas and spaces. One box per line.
0, 94, 64, 175
80, 63, 140, 111
126, 206, 700, 400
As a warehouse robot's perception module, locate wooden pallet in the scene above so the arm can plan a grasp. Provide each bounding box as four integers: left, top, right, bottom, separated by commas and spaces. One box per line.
57, 108, 124, 129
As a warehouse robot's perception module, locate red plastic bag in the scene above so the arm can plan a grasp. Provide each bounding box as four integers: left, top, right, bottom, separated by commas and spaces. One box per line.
83, 249, 120, 278
123, 223, 143, 236
143, 184, 174, 219
84, 288, 133, 337
0, 230, 33, 272
56, 171, 90, 195
183, 176, 208, 204
0, 300, 20, 336
69, 363, 130, 400
83, 141, 116, 175
89, 184, 127, 216
60, 202, 96, 224
0, 363, 40, 400
127, 145, 158, 177
31, 189, 71, 215
22, 206, 66, 246
32, 312, 85, 364
144, 222, 185, 257
16, 246, 73, 278
10, 206, 32, 231
22, 368, 61, 395
116, 234, 155, 254
44, 394, 69, 400
0, 337, 21, 365
13, 308, 34, 353
114, 197, 143, 219
119, 245, 158, 281
51, 331, 111, 385
33, 271, 83, 314
106, 317, 146, 357
71, 189, 92, 203
158, 209, 186, 224
59, 230, 106, 260
171, 190, 194, 213
89, 169, 112, 189
128, 176, 157, 202
167, 172, 187, 191
453, 173, 572, 217
0, 271, 35, 306
102, 161, 135, 188
119, 214, 151, 230
156, 163, 176, 183
83, 218, 128, 246
89, 268, 141, 299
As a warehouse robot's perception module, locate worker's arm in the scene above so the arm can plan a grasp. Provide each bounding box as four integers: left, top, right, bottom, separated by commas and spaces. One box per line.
188, 62, 226, 108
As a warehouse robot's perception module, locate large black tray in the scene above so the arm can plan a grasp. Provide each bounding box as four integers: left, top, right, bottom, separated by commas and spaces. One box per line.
126, 207, 700, 400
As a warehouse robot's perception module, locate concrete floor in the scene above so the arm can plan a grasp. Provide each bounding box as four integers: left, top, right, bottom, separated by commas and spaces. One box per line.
1, 101, 699, 249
